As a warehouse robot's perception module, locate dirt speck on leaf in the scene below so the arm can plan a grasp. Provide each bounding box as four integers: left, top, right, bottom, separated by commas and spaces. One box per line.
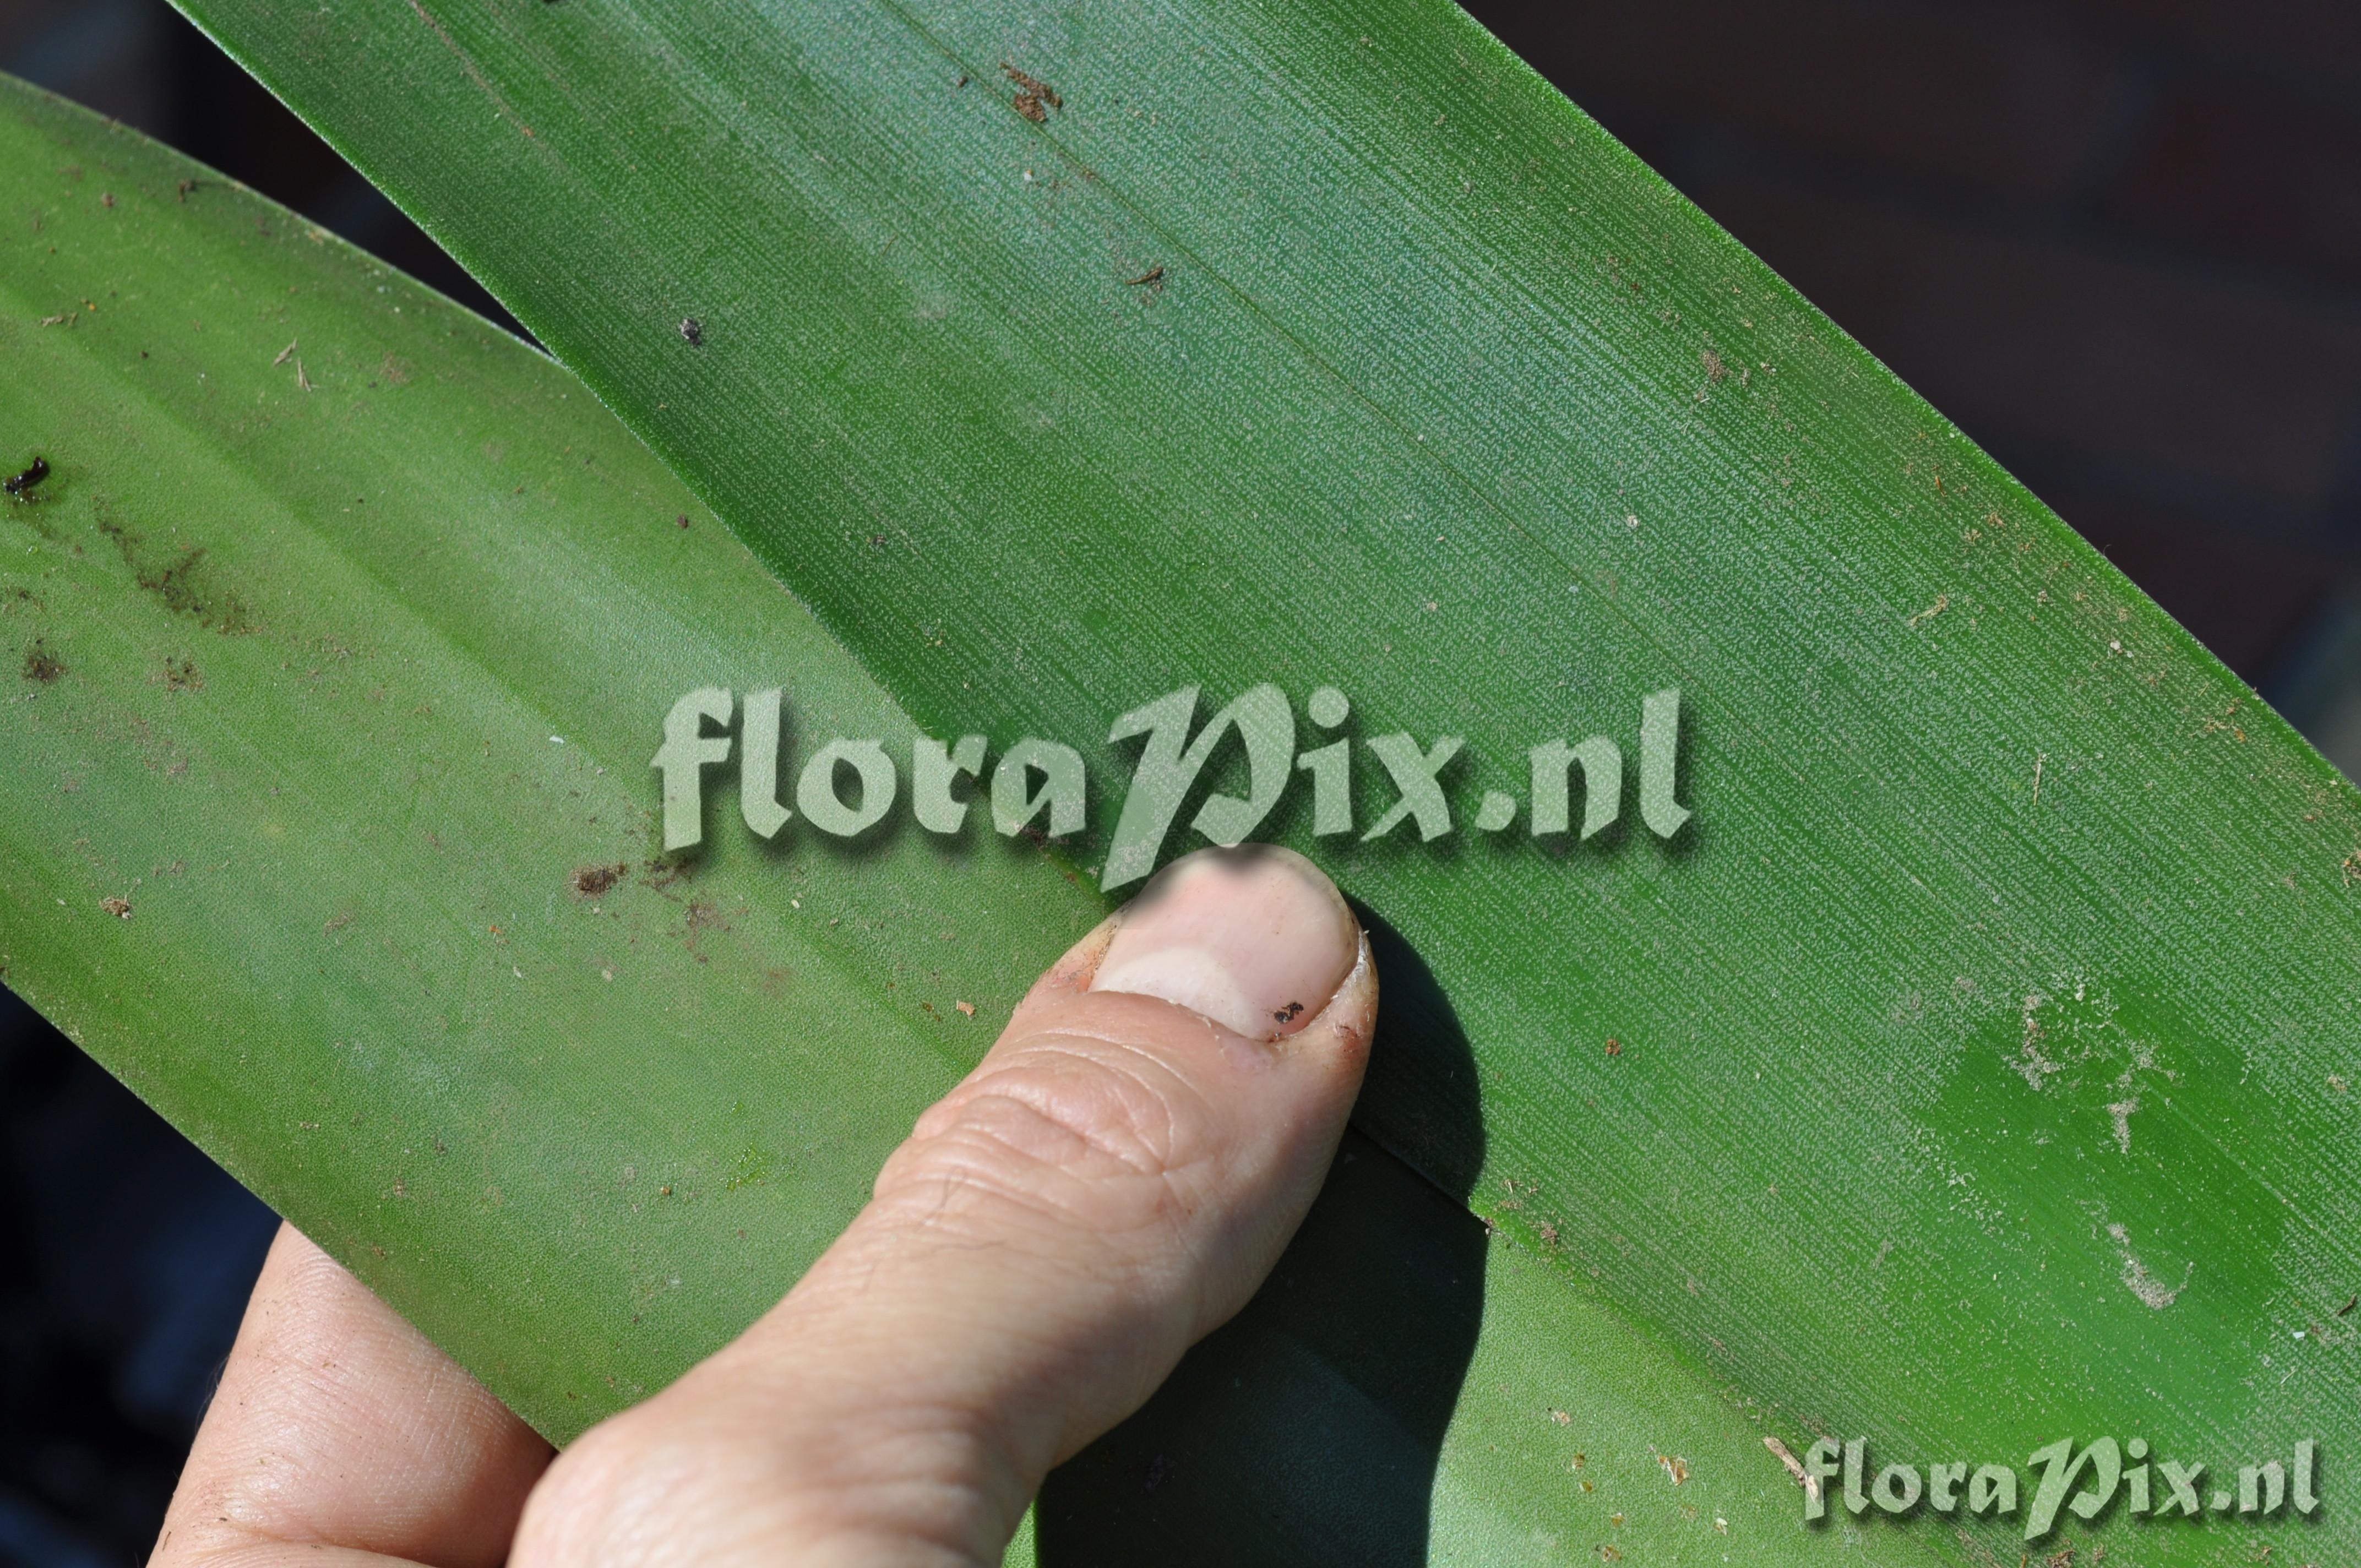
1002, 63, 1062, 111
570, 863, 625, 897
136, 548, 251, 629
683, 899, 730, 960
97, 510, 255, 632
21, 640, 63, 683
678, 317, 703, 347
99, 896, 131, 918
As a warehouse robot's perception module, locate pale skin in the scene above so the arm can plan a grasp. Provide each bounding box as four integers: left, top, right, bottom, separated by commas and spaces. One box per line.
156, 845, 1377, 1567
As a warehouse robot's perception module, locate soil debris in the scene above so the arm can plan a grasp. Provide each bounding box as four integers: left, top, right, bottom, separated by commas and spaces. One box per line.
1657, 1452, 1690, 1485
5, 456, 50, 499
1002, 63, 1062, 116
176, 178, 197, 201
683, 898, 730, 959
955, 999, 976, 1017
140, 550, 247, 628
2339, 1293, 2356, 1317
93, 505, 254, 630
1124, 264, 1165, 288
1906, 592, 1950, 629
678, 316, 704, 347
1272, 999, 1304, 1023
1604, 1037, 1622, 1056
274, 339, 297, 367
1700, 347, 1727, 383
157, 655, 200, 692
21, 640, 63, 683
570, 862, 625, 897
99, 896, 132, 918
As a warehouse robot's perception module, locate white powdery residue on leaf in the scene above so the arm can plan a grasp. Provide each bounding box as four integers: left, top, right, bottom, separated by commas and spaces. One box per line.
2107, 1096, 2139, 1155
2108, 1221, 2191, 1309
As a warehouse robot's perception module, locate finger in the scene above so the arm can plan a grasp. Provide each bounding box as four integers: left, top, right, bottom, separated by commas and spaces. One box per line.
515, 844, 1376, 1568
155, 1223, 552, 1568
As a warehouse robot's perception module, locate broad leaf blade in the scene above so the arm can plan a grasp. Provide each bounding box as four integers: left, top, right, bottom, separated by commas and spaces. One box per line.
0, 80, 1079, 1429
2, 81, 1867, 1566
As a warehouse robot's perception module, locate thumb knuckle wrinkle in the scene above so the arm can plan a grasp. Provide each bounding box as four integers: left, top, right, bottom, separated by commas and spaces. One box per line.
947, 1043, 1195, 1177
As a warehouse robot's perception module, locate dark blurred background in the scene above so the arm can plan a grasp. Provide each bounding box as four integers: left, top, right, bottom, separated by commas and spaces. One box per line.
5, 0, 2360, 1560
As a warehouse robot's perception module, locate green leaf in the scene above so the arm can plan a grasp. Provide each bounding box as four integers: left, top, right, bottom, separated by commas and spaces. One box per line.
0, 80, 1845, 1566
22, 0, 2361, 1548
0, 79, 1084, 1429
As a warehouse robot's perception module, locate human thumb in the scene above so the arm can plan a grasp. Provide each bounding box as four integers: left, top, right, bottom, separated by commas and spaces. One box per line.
513, 844, 1377, 1568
